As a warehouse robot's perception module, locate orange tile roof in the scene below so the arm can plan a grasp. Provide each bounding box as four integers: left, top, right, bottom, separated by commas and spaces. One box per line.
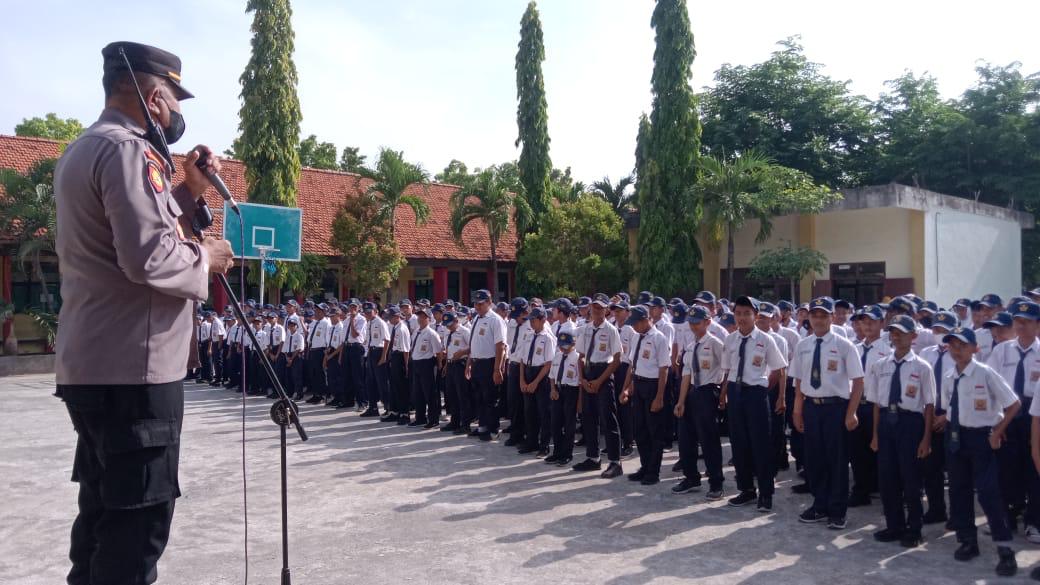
0, 134, 517, 263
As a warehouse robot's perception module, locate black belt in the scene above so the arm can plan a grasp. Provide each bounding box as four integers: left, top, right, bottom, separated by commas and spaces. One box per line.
806, 396, 846, 405
587, 362, 609, 367
391, 350, 405, 356
633, 374, 658, 382
471, 357, 494, 363
696, 383, 721, 391
881, 403, 924, 416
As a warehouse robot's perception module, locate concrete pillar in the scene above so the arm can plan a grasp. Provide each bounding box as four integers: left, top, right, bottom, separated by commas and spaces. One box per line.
433, 267, 448, 303
211, 273, 228, 312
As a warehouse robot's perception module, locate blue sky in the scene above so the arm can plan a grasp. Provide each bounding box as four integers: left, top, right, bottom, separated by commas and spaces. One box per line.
2, 0, 1037, 183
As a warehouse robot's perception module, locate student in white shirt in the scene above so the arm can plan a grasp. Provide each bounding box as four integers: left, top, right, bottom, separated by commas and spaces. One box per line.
304, 304, 332, 404
612, 301, 637, 456
620, 305, 672, 486
465, 289, 508, 440
790, 297, 864, 529
919, 310, 957, 524
867, 316, 936, 548
362, 302, 390, 418
939, 327, 1019, 576
440, 312, 472, 433
343, 300, 368, 410
383, 306, 412, 425
505, 298, 532, 447
408, 308, 443, 429
756, 303, 789, 484
324, 309, 346, 407
572, 296, 625, 478
548, 331, 581, 465
519, 307, 556, 457
849, 305, 890, 507
285, 319, 306, 399
721, 296, 788, 511
197, 314, 212, 383
674, 305, 726, 499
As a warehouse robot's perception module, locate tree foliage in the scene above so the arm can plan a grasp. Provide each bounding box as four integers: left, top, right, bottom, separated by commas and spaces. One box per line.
298, 134, 339, 170
699, 38, 876, 188
450, 168, 532, 294
15, 114, 83, 142
355, 148, 430, 232
748, 245, 828, 301
591, 175, 634, 215
519, 197, 631, 300
515, 1, 552, 231
330, 192, 406, 297
339, 146, 367, 173
236, 0, 302, 206
637, 0, 702, 297
0, 159, 58, 312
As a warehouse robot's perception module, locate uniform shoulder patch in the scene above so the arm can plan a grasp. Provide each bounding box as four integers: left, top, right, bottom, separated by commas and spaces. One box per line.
144, 149, 166, 194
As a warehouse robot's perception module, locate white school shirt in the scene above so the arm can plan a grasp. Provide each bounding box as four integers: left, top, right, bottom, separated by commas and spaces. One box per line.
628, 328, 672, 378
328, 321, 345, 350
405, 314, 419, 335
288, 331, 305, 354
308, 317, 331, 349
268, 323, 285, 352
576, 320, 623, 364
443, 324, 471, 360
682, 332, 725, 386
653, 317, 675, 347
506, 318, 530, 363
830, 323, 848, 338
975, 327, 995, 362
912, 327, 935, 353
280, 323, 292, 353
367, 316, 389, 350
199, 321, 211, 342
410, 326, 443, 361
857, 337, 892, 380
550, 350, 582, 387
255, 328, 270, 351
986, 338, 1040, 399
225, 323, 240, 346
210, 319, 226, 341
708, 319, 729, 341
767, 329, 788, 364
345, 313, 367, 345
673, 323, 695, 366
789, 332, 863, 399
551, 319, 577, 339
619, 323, 637, 365
721, 327, 788, 388
775, 325, 801, 362
468, 311, 506, 360
388, 321, 411, 353
520, 329, 556, 368
942, 360, 1019, 428
866, 350, 937, 413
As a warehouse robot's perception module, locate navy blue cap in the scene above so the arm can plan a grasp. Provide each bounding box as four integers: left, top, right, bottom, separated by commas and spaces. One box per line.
671, 303, 688, 324
886, 315, 917, 334
648, 296, 667, 308
1012, 301, 1040, 320
397, 299, 412, 307
529, 307, 547, 320
557, 331, 576, 347
416, 308, 432, 319
510, 297, 529, 310
616, 292, 631, 303
860, 305, 884, 321
687, 305, 711, 324
777, 300, 795, 312
303, 300, 315, 308
611, 300, 631, 311
637, 291, 653, 305
943, 326, 977, 345
887, 297, 916, 314
834, 299, 853, 310
555, 298, 575, 312
346, 298, 360, 307
984, 312, 1013, 329
758, 302, 777, 318
387, 306, 401, 317
919, 300, 939, 314
577, 296, 592, 308
278, 310, 287, 319
668, 297, 683, 307
625, 305, 650, 326
495, 301, 509, 312
432, 303, 445, 312
952, 298, 970, 308
694, 291, 716, 305
442, 312, 457, 325
417, 298, 430, 307
808, 297, 833, 314
932, 311, 958, 331
979, 294, 1003, 308
734, 296, 760, 312
303, 309, 315, 318
719, 313, 736, 327
592, 293, 611, 307
473, 289, 492, 303
362, 302, 375, 312
1027, 288, 1040, 298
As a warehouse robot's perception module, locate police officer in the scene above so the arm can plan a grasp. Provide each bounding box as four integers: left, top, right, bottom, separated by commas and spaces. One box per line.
54, 41, 234, 585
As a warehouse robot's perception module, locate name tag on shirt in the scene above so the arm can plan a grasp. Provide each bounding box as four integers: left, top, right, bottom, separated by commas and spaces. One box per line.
479, 326, 487, 336
642, 349, 651, 359
827, 359, 838, 372
700, 359, 712, 370
598, 343, 606, 352
974, 398, 987, 411
420, 342, 429, 353
535, 346, 543, 356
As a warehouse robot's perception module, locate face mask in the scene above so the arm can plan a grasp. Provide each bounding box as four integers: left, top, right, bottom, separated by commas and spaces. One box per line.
148, 96, 185, 148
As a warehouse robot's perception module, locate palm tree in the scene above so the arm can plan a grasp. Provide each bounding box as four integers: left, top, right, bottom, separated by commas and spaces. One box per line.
355, 148, 431, 237
691, 151, 835, 300
0, 159, 58, 313
590, 174, 634, 215
449, 169, 532, 295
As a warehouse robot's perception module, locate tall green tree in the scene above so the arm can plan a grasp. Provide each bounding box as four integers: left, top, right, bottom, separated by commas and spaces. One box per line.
0, 159, 58, 313
699, 38, 877, 188
449, 168, 532, 294
339, 146, 367, 173
356, 148, 431, 236
515, 1, 552, 231
236, 0, 303, 206
590, 175, 634, 216
692, 151, 838, 299
297, 134, 338, 170
519, 197, 632, 299
747, 245, 828, 303
637, 0, 702, 297
436, 159, 470, 185
331, 193, 406, 298
15, 114, 83, 141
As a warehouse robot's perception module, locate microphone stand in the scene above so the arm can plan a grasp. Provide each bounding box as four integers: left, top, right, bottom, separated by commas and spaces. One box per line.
193, 200, 306, 585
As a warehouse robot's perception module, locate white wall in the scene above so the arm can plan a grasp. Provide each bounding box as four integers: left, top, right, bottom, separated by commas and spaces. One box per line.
925, 208, 1022, 307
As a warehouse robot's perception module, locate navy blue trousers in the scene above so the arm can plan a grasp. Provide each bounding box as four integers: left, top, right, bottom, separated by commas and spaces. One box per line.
948, 426, 1012, 544
582, 363, 622, 462
804, 399, 849, 520
877, 409, 926, 534
550, 384, 580, 459
728, 383, 774, 497
683, 384, 724, 489
633, 377, 669, 478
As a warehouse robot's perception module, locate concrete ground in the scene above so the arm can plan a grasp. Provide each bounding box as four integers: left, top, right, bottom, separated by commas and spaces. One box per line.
2, 373, 1039, 584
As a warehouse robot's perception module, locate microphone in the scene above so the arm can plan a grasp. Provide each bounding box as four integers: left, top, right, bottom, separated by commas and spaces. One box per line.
194, 149, 240, 216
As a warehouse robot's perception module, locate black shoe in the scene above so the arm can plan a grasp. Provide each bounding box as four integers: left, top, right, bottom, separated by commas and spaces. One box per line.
847, 493, 871, 507
791, 483, 811, 495
502, 425, 513, 434
468, 428, 482, 437
672, 478, 702, 494
517, 445, 538, 455
544, 454, 561, 464
575, 436, 587, 447
601, 462, 623, 479
423, 422, 438, 429
628, 468, 646, 482
504, 437, 523, 447
379, 413, 397, 422
572, 458, 603, 472
396, 417, 409, 426
360, 409, 380, 418
453, 427, 469, 435
640, 475, 660, 486
535, 448, 550, 458
922, 509, 948, 525
440, 424, 458, 432
672, 461, 683, 473
620, 445, 635, 458
827, 517, 847, 529
799, 509, 828, 523
756, 496, 773, 512
954, 542, 980, 562
728, 491, 757, 507
407, 420, 421, 427
336, 401, 354, 409
267, 392, 280, 399
556, 456, 573, 467
1029, 566, 1040, 581
478, 432, 493, 442
305, 395, 323, 404
874, 528, 903, 543
900, 532, 924, 548
706, 487, 724, 500
996, 546, 1017, 576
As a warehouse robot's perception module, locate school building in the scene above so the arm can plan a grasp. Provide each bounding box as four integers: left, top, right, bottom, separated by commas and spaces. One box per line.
0, 133, 518, 319
625, 183, 1035, 307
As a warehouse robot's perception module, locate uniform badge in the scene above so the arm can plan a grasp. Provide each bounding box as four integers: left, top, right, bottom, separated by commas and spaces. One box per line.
751, 354, 763, 367
905, 384, 917, 398
642, 350, 651, 359
1031, 370, 1040, 383
535, 346, 543, 355
974, 398, 987, 411
144, 149, 166, 194
598, 343, 607, 352
479, 326, 486, 336
827, 359, 838, 372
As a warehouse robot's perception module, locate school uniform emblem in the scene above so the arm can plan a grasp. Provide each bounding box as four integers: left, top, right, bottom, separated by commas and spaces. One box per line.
827, 359, 838, 372
700, 359, 711, 370
974, 398, 987, 411
751, 354, 763, 367
905, 384, 917, 398
642, 349, 651, 359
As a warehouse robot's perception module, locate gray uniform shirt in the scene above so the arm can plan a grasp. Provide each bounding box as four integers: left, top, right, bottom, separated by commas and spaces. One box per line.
54, 108, 210, 385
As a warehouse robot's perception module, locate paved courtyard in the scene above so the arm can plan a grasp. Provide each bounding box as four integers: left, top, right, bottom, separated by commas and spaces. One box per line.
2, 373, 1039, 584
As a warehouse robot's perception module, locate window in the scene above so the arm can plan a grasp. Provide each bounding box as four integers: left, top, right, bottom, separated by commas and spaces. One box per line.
11, 258, 61, 312
497, 271, 510, 301
414, 279, 432, 302
830, 262, 886, 306
447, 271, 460, 302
